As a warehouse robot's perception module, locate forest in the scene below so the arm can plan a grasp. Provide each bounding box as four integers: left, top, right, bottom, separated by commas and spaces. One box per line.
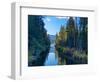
55, 17, 88, 64
28, 15, 88, 66
28, 15, 50, 66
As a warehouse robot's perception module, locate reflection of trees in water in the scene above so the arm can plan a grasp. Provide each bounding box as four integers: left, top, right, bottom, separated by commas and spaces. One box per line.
28, 15, 50, 66
56, 50, 87, 65
28, 16, 88, 66
29, 49, 50, 66
55, 17, 88, 65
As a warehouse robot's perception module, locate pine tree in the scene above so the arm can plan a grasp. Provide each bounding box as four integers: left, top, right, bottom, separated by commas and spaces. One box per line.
79, 17, 88, 53
28, 15, 50, 66
66, 17, 76, 48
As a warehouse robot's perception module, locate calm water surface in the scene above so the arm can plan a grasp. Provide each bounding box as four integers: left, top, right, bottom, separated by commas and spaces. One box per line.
44, 44, 59, 66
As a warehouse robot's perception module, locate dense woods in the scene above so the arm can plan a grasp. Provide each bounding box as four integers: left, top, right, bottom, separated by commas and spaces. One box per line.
28, 15, 88, 66
55, 17, 88, 64
28, 15, 50, 66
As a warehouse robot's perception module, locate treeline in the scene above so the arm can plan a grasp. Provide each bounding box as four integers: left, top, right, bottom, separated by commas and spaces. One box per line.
55, 17, 88, 64
28, 15, 50, 66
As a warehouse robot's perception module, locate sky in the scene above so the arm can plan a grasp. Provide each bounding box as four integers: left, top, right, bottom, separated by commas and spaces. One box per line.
43, 16, 81, 35
43, 16, 67, 35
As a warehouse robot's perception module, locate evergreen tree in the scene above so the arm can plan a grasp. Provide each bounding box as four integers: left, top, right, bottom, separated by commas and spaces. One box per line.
66, 17, 76, 48
55, 17, 88, 64
28, 15, 50, 66
79, 17, 88, 53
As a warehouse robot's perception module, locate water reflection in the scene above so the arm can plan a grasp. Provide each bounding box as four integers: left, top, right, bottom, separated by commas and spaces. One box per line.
44, 43, 67, 66
44, 44, 58, 66
29, 43, 68, 66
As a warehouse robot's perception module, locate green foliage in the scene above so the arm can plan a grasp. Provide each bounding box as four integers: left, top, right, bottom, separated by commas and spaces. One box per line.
55, 17, 88, 64
55, 25, 67, 50
28, 15, 50, 66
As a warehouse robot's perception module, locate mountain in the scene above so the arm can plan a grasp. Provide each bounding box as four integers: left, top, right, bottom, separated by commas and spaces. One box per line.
48, 34, 56, 44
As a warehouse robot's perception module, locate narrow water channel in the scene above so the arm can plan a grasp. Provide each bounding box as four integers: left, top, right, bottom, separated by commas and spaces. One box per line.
44, 43, 58, 66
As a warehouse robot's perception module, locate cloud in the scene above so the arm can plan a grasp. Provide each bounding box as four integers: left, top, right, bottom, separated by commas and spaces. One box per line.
67, 17, 70, 19
46, 18, 51, 22
56, 16, 76, 20
56, 16, 67, 19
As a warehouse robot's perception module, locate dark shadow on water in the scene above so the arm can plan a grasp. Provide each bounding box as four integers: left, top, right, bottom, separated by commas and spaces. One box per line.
28, 50, 50, 66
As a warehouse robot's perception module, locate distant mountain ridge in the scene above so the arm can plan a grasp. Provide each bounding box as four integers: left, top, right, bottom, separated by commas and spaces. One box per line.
48, 34, 56, 44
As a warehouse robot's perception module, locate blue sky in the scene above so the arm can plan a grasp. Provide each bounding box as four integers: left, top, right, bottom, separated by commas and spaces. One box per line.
43, 16, 67, 35
43, 16, 80, 35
